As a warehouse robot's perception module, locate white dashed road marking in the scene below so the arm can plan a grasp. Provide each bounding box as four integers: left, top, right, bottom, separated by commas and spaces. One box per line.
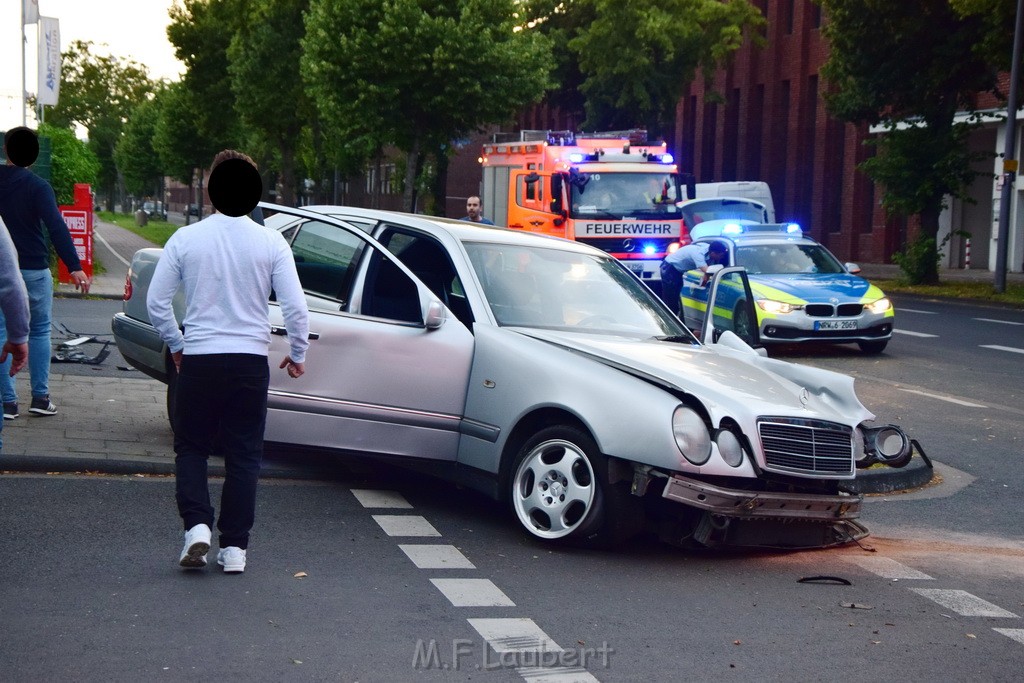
845, 557, 934, 580
358, 490, 602, 680
469, 618, 562, 652
896, 388, 987, 408
894, 329, 939, 338
399, 544, 476, 569
432, 578, 516, 607
980, 345, 1024, 355
994, 628, 1024, 645
975, 318, 1024, 326
910, 589, 1019, 618
897, 308, 937, 314
351, 489, 413, 508
372, 515, 441, 537
518, 667, 602, 682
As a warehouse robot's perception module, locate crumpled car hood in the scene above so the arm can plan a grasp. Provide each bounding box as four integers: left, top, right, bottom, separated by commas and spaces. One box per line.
516, 328, 873, 425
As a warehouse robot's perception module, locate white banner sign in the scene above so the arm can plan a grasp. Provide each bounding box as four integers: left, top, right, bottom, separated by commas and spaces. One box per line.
38, 17, 61, 107
23, 0, 39, 25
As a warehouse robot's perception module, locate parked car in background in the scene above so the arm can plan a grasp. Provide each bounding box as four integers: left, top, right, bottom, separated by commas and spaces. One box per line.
680, 223, 894, 354
112, 204, 916, 549
142, 200, 167, 221
186, 203, 201, 216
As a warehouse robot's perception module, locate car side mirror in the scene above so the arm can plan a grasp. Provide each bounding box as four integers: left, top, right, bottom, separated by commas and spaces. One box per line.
425, 299, 446, 330
845, 262, 861, 274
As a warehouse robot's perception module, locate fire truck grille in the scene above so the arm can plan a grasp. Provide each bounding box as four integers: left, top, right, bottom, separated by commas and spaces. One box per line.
758, 418, 854, 476
576, 237, 677, 256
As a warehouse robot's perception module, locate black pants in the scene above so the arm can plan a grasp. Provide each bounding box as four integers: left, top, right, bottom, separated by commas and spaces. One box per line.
174, 353, 270, 550
659, 261, 683, 316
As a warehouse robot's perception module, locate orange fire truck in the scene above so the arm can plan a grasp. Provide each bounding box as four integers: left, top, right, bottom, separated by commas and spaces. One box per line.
479, 130, 695, 285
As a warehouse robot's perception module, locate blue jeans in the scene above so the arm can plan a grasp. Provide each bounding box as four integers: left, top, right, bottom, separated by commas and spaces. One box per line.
0, 268, 53, 405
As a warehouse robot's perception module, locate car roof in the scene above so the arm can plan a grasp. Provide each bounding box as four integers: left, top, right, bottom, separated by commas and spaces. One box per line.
265, 203, 606, 256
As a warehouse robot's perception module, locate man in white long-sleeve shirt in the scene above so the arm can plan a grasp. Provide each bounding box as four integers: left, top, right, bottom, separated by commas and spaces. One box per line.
147, 150, 309, 573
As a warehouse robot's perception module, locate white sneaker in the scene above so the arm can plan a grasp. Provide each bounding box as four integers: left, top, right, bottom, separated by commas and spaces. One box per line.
178, 523, 211, 568
217, 546, 246, 573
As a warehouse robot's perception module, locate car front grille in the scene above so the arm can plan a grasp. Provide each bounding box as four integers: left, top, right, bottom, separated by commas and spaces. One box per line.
757, 417, 854, 476
805, 303, 864, 317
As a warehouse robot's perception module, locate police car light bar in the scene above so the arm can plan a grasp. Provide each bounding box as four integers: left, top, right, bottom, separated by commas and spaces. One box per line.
738, 223, 803, 237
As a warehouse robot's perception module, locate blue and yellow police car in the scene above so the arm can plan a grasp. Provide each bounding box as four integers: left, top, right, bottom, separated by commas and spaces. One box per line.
678, 223, 894, 354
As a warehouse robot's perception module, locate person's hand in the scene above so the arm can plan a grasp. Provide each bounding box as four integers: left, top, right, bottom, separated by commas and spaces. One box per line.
171, 349, 182, 373
70, 270, 91, 294
279, 356, 304, 378
1, 341, 28, 375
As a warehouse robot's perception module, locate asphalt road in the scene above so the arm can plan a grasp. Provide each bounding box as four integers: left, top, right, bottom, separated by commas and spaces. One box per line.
3, 292, 1019, 681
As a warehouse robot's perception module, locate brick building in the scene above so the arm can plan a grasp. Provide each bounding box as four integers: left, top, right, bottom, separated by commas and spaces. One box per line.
449, 0, 1023, 272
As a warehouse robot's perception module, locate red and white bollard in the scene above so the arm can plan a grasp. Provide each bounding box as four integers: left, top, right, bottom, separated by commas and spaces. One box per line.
964, 237, 971, 270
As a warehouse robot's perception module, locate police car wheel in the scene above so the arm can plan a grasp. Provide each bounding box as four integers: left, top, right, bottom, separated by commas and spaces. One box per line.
857, 340, 888, 355
733, 301, 754, 339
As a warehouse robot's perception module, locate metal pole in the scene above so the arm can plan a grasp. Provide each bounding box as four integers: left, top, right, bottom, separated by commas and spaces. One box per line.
995, 0, 1024, 292
20, 0, 27, 126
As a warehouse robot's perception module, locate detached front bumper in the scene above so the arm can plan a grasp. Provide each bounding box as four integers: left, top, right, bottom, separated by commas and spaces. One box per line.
662, 474, 862, 521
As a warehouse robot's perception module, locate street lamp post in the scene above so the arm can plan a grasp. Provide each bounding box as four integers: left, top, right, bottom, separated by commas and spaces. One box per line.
995, 0, 1024, 292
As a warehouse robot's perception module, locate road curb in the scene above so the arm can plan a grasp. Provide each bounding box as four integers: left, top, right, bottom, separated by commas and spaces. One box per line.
843, 451, 935, 495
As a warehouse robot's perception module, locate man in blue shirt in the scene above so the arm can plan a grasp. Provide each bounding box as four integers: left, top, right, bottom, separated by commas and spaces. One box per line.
460, 196, 495, 225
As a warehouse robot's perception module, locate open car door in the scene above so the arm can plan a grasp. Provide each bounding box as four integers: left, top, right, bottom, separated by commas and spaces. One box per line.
693, 266, 761, 349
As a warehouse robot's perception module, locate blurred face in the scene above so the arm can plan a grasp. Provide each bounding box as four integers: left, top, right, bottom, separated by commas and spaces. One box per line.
466, 197, 483, 220
708, 248, 727, 265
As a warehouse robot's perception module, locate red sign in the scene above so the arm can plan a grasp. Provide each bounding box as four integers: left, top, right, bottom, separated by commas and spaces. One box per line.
57, 183, 93, 283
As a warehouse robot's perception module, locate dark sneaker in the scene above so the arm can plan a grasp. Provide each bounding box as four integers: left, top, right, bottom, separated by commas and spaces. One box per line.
2, 402, 17, 420
29, 397, 57, 416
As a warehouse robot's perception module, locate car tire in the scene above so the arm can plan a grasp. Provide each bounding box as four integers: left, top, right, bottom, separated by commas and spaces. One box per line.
857, 339, 888, 354
733, 301, 755, 340
509, 425, 642, 546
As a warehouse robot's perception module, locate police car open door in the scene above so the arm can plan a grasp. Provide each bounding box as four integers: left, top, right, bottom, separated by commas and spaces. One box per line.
694, 266, 761, 349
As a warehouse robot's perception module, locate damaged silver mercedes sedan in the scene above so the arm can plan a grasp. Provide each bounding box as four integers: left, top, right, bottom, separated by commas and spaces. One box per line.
112, 204, 917, 549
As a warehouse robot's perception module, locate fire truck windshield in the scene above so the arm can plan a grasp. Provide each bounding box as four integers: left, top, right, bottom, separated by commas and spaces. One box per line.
570, 172, 681, 220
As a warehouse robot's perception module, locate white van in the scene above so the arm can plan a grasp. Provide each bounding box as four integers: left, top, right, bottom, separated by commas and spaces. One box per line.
693, 181, 775, 222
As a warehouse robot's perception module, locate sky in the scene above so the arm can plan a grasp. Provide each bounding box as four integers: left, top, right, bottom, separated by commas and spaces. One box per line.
1, 0, 185, 131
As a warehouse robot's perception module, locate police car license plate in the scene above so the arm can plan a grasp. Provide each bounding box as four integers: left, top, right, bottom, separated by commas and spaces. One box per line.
626, 263, 645, 274
815, 320, 858, 331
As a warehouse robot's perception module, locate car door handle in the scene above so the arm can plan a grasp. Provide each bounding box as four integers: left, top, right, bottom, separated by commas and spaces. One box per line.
271, 326, 319, 340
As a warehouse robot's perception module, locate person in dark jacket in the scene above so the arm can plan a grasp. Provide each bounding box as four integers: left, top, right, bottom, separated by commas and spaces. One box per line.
0, 127, 90, 419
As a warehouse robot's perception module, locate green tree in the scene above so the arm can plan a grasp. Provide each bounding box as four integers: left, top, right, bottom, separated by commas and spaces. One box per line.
45, 40, 154, 211
152, 82, 208, 218
115, 95, 164, 199
302, 0, 553, 212
525, 0, 764, 140
38, 123, 100, 205
167, 0, 247, 180
228, 0, 312, 206
818, 0, 1004, 284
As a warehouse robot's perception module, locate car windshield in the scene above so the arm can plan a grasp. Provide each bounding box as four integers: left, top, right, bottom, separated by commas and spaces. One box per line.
464, 242, 692, 339
735, 243, 846, 275
570, 172, 681, 220
680, 198, 766, 226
